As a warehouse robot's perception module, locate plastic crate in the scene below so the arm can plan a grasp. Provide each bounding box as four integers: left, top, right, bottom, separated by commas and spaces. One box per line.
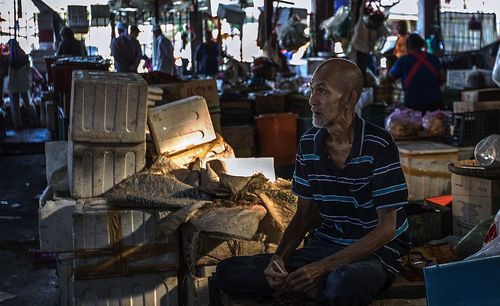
445, 112, 481, 146
446, 69, 494, 90
424, 255, 500, 306
446, 110, 500, 147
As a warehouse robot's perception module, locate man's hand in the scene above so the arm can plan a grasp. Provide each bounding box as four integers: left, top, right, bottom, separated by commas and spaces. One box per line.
264, 256, 288, 289
282, 261, 327, 293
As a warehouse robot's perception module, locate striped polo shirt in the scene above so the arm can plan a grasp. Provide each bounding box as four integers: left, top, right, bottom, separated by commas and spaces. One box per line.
292, 115, 411, 274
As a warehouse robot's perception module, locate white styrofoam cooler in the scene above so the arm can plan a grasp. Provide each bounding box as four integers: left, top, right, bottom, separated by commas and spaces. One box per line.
147, 96, 216, 155
68, 141, 146, 199
73, 198, 178, 277
57, 253, 178, 306
70, 70, 148, 143
39, 197, 76, 253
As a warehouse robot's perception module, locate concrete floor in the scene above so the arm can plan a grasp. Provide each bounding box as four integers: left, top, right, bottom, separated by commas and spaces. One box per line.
0, 137, 59, 304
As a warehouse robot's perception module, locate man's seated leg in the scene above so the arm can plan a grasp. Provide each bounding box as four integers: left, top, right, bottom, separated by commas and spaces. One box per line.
214, 254, 274, 301
320, 257, 396, 306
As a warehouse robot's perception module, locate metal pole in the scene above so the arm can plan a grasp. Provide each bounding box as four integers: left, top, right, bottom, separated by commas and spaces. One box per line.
13, 0, 17, 39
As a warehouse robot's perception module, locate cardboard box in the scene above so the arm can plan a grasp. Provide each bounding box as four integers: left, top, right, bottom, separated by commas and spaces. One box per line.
451, 173, 500, 235
70, 70, 148, 143
398, 141, 458, 201
453, 100, 500, 113
147, 96, 216, 156
45, 141, 69, 192
157, 79, 221, 132
221, 126, 255, 157
68, 141, 146, 199
254, 93, 286, 115
73, 198, 179, 279
57, 253, 179, 306
39, 198, 76, 252
461, 88, 500, 102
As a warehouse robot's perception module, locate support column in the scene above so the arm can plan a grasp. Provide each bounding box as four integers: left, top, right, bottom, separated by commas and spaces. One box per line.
311, 0, 334, 53
418, 0, 439, 38
190, 9, 203, 74
264, 0, 273, 43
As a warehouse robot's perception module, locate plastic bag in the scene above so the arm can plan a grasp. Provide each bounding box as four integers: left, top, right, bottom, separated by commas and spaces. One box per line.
384, 107, 422, 138
422, 110, 446, 137
494, 47, 500, 87
320, 6, 349, 40
485, 209, 500, 244
454, 217, 494, 260
466, 235, 500, 260
474, 134, 500, 168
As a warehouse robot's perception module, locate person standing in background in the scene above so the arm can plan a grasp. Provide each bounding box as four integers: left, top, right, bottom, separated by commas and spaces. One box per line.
129, 25, 143, 72
6, 39, 39, 129
56, 27, 86, 56
152, 24, 175, 75
111, 22, 137, 72
195, 31, 221, 77
388, 33, 445, 112
392, 21, 409, 59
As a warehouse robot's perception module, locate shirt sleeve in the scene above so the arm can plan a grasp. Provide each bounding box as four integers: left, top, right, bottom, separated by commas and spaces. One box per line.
291, 141, 312, 200
371, 141, 408, 210
389, 58, 403, 79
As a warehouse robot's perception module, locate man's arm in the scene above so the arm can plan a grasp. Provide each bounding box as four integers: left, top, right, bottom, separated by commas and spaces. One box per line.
275, 197, 319, 262
283, 207, 397, 291
264, 196, 319, 289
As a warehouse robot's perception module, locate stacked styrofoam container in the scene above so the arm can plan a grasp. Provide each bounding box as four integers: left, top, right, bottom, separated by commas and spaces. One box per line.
47, 71, 179, 305
68, 70, 148, 199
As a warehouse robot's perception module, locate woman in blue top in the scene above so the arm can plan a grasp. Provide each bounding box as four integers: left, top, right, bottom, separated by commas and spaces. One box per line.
388, 33, 445, 112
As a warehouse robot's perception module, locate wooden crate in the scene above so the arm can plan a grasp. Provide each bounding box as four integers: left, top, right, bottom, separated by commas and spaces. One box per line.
397, 141, 458, 202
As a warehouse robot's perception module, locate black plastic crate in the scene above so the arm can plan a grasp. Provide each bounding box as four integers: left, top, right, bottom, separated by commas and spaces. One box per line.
445, 111, 480, 146
445, 110, 500, 146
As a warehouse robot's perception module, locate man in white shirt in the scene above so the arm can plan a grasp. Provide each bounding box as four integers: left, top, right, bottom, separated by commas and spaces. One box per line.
152, 24, 175, 75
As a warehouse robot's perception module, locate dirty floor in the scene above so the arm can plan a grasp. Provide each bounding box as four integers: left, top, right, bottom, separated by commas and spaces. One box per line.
0, 131, 58, 305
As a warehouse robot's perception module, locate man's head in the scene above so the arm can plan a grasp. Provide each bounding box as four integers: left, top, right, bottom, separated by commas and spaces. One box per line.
407, 33, 425, 52
309, 58, 363, 128
205, 31, 213, 42
152, 24, 162, 38
130, 25, 140, 39
397, 20, 408, 36
117, 22, 127, 36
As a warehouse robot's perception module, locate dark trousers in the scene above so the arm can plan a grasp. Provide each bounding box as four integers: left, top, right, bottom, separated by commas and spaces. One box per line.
214, 234, 396, 306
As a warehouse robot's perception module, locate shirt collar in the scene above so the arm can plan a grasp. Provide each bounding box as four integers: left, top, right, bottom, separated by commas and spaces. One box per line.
314, 115, 365, 159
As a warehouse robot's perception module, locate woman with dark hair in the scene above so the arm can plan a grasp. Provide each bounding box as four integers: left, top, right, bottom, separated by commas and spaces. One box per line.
388, 33, 445, 112
56, 27, 86, 56
6, 39, 38, 129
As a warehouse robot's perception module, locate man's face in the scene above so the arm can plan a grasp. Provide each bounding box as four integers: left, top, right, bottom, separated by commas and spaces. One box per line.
130, 31, 139, 39
308, 69, 349, 128
153, 30, 160, 38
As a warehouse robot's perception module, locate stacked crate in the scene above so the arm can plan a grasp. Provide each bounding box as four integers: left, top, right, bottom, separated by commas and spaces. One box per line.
447, 87, 500, 146
42, 71, 180, 305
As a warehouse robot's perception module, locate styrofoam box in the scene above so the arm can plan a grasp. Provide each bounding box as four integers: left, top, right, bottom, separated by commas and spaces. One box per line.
73, 198, 178, 273
39, 198, 76, 252
397, 141, 458, 202
69, 70, 148, 143
68, 141, 146, 199
147, 96, 216, 155
57, 253, 179, 306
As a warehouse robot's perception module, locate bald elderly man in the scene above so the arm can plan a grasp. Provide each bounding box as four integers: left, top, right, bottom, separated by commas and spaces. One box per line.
214, 59, 410, 305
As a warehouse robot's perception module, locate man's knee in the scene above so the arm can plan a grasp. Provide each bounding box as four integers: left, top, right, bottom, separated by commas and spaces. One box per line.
214, 257, 236, 288
322, 265, 373, 306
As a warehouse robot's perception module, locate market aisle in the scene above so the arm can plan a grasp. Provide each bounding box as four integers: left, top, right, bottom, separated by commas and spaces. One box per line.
0, 153, 58, 305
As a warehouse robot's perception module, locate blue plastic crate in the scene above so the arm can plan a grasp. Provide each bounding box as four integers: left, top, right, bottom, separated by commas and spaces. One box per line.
424, 255, 500, 306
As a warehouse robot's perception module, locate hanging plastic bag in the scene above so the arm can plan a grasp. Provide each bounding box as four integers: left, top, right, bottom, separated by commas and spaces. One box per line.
384, 107, 422, 138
